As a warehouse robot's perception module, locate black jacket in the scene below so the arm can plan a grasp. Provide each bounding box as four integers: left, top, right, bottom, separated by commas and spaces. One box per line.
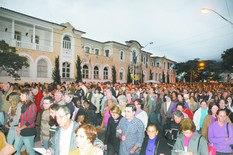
140, 135, 170, 155
104, 115, 123, 153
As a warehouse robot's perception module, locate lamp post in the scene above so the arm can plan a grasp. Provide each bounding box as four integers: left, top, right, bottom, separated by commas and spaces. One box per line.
201, 8, 233, 25
132, 42, 153, 85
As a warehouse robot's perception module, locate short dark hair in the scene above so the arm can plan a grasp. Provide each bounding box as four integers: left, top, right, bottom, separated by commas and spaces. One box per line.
43, 96, 54, 104
126, 103, 136, 112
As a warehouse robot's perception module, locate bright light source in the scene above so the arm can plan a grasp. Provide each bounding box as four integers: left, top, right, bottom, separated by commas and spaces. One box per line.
201, 8, 210, 14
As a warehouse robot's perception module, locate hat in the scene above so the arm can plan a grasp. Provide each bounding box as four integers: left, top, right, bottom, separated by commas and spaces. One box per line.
32, 89, 38, 94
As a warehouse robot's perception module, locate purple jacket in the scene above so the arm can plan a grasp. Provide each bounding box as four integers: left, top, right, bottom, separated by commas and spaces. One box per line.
208, 121, 233, 153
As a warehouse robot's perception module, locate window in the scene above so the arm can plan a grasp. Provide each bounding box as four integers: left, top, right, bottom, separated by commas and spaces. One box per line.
31, 35, 39, 44
105, 49, 110, 57
62, 62, 70, 78
63, 35, 71, 49
164, 62, 166, 70
82, 65, 89, 79
143, 57, 146, 65
132, 50, 137, 63
18, 57, 29, 77
151, 62, 154, 67
14, 31, 21, 41
84, 46, 90, 53
94, 66, 99, 79
120, 50, 124, 60
155, 73, 158, 81
37, 59, 47, 77
156, 62, 160, 67
103, 67, 108, 80
95, 49, 99, 55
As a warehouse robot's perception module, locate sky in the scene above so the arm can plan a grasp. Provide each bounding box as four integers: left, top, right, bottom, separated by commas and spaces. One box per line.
1, 0, 233, 63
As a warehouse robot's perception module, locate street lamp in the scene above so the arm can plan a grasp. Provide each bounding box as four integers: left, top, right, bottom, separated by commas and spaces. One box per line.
201, 8, 233, 25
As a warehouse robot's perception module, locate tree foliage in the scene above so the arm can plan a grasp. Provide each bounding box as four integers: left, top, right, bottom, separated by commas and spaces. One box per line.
221, 48, 233, 72
127, 66, 132, 84
76, 55, 82, 82
112, 65, 116, 84
0, 40, 29, 80
175, 58, 221, 82
52, 56, 61, 84
149, 69, 152, 80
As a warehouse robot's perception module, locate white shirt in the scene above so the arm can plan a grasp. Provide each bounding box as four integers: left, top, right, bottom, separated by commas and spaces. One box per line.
59, 121, 74, 155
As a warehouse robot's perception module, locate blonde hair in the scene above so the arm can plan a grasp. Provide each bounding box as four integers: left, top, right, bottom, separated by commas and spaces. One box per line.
9, 92, 20, 116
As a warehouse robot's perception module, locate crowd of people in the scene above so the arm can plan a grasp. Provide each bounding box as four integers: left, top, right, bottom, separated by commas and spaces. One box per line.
0, 81, 233, 155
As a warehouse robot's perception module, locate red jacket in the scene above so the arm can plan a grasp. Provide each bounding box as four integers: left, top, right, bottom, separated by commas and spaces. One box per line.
183, 108, 194, 120
34, 90, 43, 113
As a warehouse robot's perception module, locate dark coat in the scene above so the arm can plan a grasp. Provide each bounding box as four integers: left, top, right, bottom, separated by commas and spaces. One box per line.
140, 135, 170, 155
104, 115, 123, 154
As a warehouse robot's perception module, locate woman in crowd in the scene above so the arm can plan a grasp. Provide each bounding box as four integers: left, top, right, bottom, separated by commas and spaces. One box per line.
227, 96, 233, 112
69, 124, 103, 155
140, 123, 169, 155
142, 91, 151, 116
14, 89, 37, 155
172, 118, 208, 155
193, 100, 208, 133
101, 99, 115, 128
83, 100, 97, 126
188, 95, 198, 113
171, 94, 189, 113
208, 109, 233, 155
6, 92, 22, 145
164, 110, 184, 148
104, 106, 123, 155
117, 95, 127, 116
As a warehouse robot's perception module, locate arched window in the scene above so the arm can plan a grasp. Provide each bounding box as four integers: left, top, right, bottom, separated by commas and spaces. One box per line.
37, 59, 47, 77
95, 48, 100, 55
18, 57, 29, 77
82, 65, 89, 79
103, 67, 108, 80
62, 62, 70, 78
94, 66, 99, 79
63, 35, 71, 49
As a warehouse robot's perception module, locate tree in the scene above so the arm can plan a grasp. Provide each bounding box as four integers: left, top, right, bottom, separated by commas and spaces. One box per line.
127, 66, 132, 84
221, 48, 233, 72
0, 40, 29, 80
76, 55, 82, 82
167, 71, 170, 83
162, 72, 165, 83
149, 69, 153, 80
112, 65, 116, 84
52, 56, 61, 84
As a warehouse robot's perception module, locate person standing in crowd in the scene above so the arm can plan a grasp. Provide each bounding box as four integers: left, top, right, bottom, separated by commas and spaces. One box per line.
219, 98, 233, 122
142, 91, 152, 116
171, 94, 189, 113
104, 106, 123, 155
14, 89, 37, 155
193, 100, 208, 133
117, 104, 144, 155
188, 95, 198, 113
68, 124, 103, 155
32, 87, 43, 127
208, 109, 233, 155
227, 96, 233, 112
54, 91, 65, 105
83, 100, 97, 126
160, 95, 174, 126
117, 95, 127, 116
164, 110, 184, 148
46, 105, 78, 155
102, 99, 115, 128
172, 118, 208, 155
40, 96, 54, 150
5, 92, 22, 145
135, 99, 148, 130
140, 123, 169, 155
176, 103, 193, 119
63, 92, 75, 118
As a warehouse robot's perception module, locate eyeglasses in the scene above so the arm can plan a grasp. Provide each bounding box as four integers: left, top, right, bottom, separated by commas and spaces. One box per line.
56, 113, 68, 120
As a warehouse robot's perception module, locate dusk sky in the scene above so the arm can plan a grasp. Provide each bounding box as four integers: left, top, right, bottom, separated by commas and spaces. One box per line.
1, 0, 233, 62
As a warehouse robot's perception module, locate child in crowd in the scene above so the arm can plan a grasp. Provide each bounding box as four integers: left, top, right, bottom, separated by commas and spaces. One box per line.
40, 96, 54, 149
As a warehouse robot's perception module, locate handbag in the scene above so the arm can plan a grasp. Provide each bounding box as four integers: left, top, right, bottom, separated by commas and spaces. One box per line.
0, 131, 16, 155
208, 145, 216, 155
